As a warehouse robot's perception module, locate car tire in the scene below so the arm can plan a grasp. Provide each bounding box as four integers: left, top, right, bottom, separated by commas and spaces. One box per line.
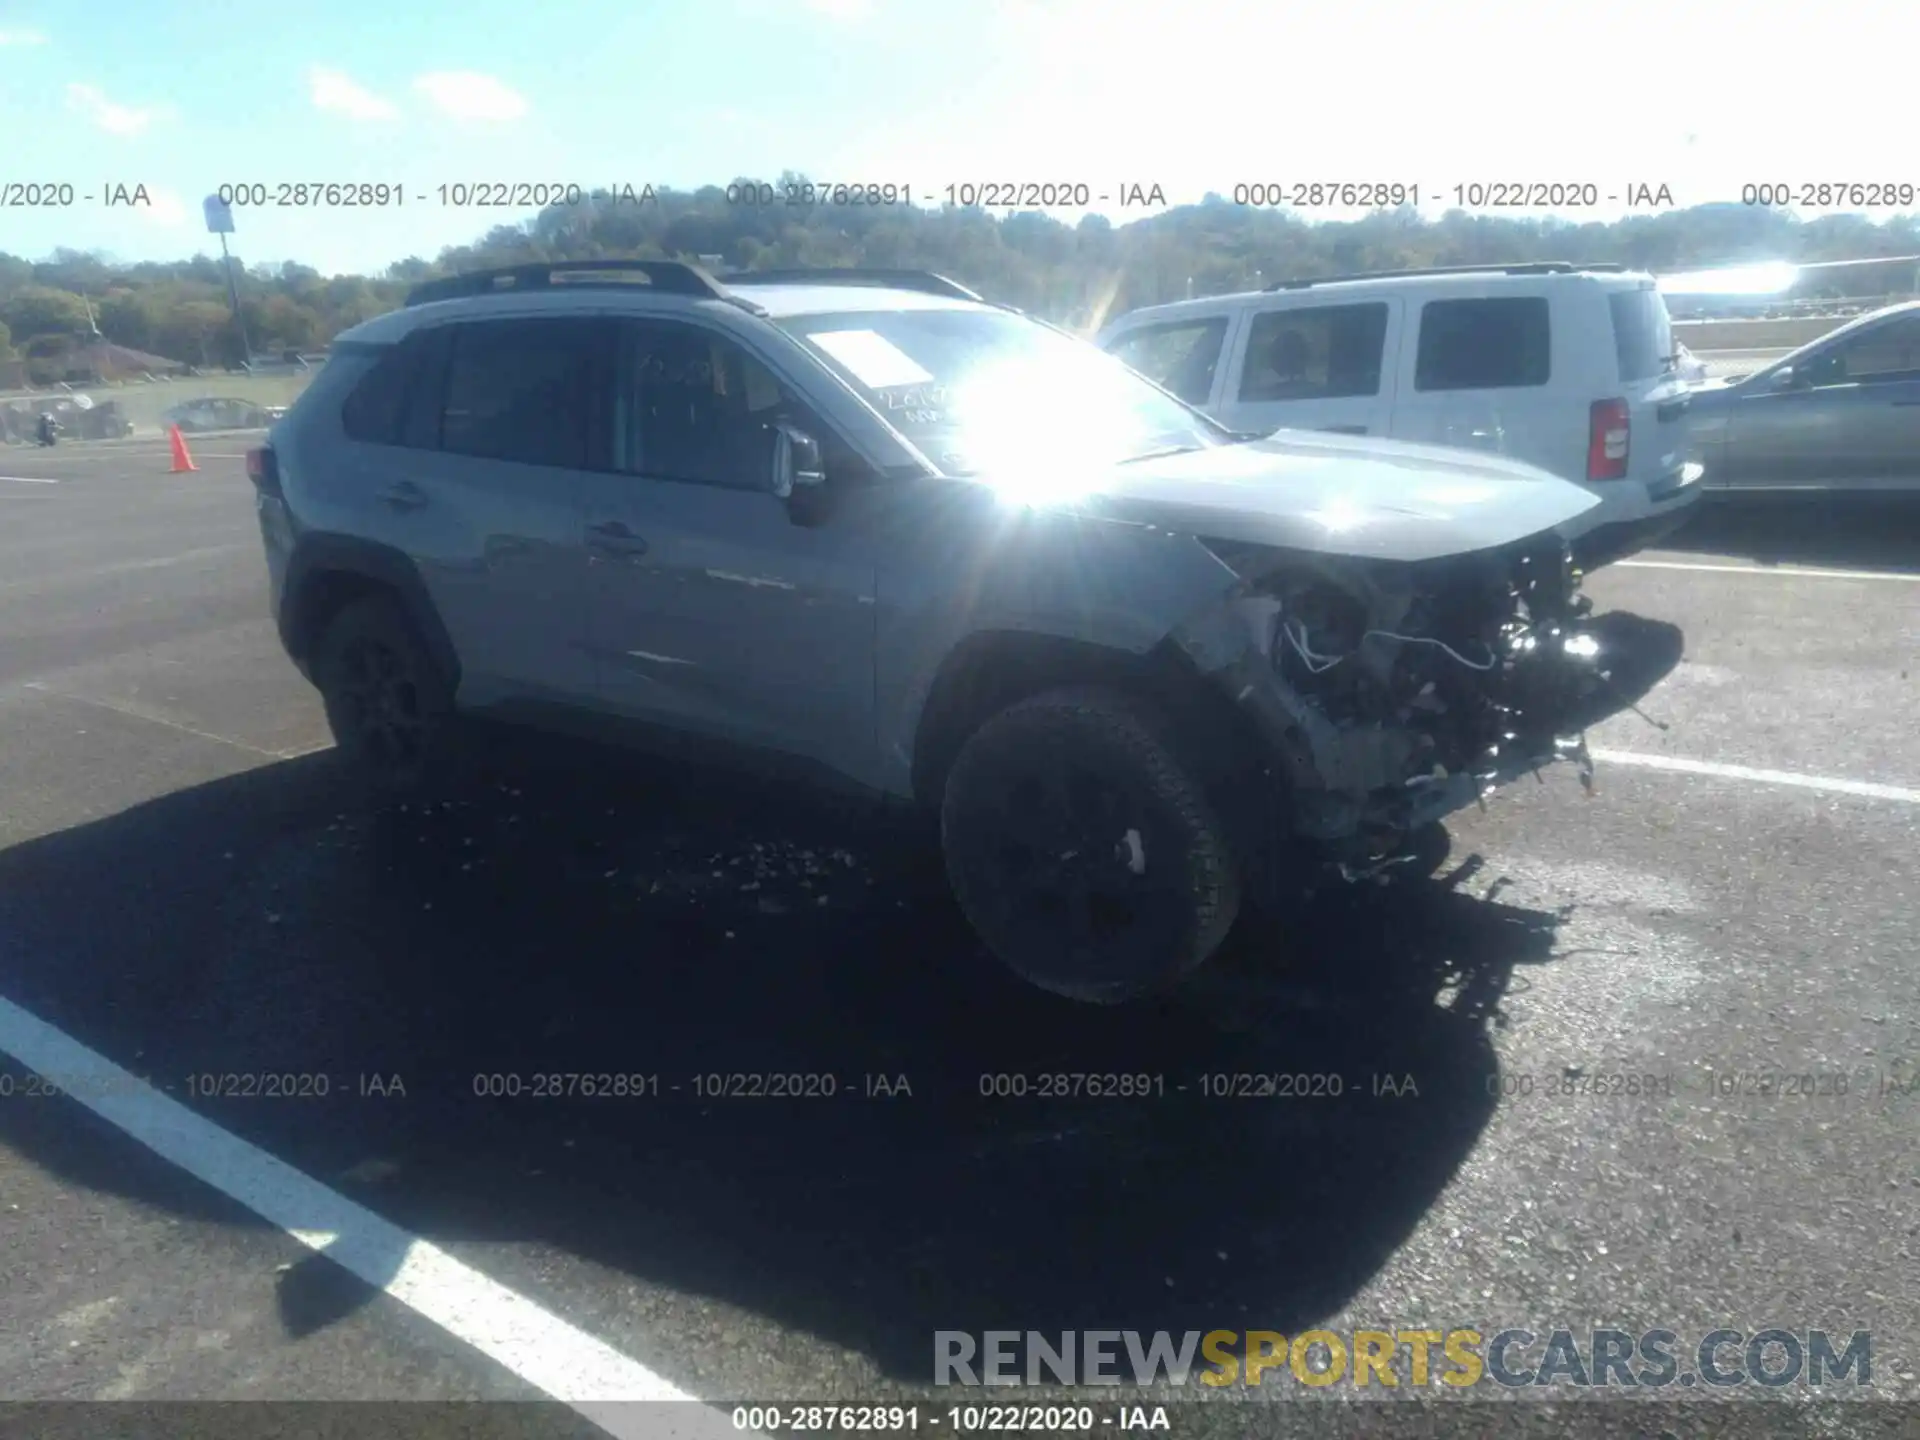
939, 686, 1242, 1004
313, 595, 457, 805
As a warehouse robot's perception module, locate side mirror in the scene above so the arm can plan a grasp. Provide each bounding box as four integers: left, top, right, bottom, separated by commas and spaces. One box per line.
1770, 365, 1797, 391
770, 423, 827, 500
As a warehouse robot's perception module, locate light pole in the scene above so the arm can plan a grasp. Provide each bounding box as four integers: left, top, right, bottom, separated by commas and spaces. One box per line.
219, 231, 251, 364
203, 194, 251, 366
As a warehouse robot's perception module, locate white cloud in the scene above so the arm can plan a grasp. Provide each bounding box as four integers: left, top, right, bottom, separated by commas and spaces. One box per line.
137, 187, 188, 227
412, 71, 527, 122
309, 66, 398, 121
65, 83, 160, 136
0, 27, 48, 45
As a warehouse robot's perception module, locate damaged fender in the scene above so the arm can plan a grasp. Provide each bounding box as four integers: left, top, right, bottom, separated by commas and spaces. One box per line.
1175, 593, 1418, 801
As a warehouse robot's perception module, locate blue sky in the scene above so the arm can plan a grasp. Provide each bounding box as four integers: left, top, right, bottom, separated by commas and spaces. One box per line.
1, 0, 1909, 277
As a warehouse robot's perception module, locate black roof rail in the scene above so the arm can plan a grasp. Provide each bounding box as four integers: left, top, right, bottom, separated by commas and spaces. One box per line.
403, 259, 729, 308
718, 268, 985, 302
1264, 261, 1628, 290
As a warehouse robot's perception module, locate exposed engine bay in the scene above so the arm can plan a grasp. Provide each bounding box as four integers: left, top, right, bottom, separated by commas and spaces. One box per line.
1174, 529, 1607, 876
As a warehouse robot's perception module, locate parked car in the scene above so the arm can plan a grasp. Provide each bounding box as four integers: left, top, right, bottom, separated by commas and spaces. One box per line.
1, 400, 44, 443
69, 398, 135, 439
252, 261, 1612, 1005
163, 397, 280, 433
1, 403, 33, 444
0, 395, 133, 442
1096, 263, 1703, 569
1683, 299, 1920, 492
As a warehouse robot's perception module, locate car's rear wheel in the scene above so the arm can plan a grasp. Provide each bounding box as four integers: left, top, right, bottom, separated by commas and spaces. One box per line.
313, 595, 455, 804
939, 686, 1242, 1004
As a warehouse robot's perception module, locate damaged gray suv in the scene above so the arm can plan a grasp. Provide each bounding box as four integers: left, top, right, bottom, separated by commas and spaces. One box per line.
250, 262, 1607, 1003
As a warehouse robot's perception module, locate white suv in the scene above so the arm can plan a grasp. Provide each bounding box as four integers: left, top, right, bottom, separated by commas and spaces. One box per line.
1097, 263, 1703, 568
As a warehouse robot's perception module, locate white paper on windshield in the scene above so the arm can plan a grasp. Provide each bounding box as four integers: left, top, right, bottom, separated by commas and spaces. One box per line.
808, 329, 934, 389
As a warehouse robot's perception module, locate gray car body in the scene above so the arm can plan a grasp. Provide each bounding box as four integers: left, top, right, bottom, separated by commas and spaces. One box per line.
1685, 299, 1920, 492
259, 281, 1599, 813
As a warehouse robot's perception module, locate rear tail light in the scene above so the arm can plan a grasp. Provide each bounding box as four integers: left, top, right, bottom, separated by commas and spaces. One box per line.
246, 445, 282, 498
1587, 399, 1630, 481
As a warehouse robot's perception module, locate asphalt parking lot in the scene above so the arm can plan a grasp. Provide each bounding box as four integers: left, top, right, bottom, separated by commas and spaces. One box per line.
1, 434, 1916, 1439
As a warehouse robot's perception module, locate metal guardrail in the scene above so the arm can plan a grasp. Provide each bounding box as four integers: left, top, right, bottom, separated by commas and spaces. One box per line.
1666, 294, 1907, 322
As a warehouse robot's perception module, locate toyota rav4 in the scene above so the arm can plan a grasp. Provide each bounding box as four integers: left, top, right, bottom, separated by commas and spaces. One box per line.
250, 261, 1610, 1003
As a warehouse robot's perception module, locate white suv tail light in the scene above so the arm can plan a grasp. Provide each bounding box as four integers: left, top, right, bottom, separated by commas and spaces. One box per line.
1587, 399, 1630, 481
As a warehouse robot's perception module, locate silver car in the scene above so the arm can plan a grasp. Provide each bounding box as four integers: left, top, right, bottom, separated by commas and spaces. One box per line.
1686, 299, 1920, 492
250, 261, 1615, 1004
164, 397, 279, 433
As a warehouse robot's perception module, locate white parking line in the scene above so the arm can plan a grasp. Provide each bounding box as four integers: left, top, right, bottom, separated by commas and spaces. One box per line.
1617, 558, 1920, 583
1592, 748, 1920, 804
21, 683, 287, 760
0, 544, 249, 593
0, 475, 58, 484
0, 993, 753, 1439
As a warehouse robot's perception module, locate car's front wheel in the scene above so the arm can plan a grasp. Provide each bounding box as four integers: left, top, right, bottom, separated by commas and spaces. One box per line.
313, 595, 455, 803
939, 686, 1242, 1004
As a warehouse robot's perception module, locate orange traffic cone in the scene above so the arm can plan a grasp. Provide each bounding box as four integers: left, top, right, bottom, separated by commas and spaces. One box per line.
168, 424, 198, 473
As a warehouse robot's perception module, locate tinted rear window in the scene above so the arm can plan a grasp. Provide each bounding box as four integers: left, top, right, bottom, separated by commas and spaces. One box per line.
339, 341, 422, 445
440, 319, 600, 468
1609, 288, 1675, 383
1104, 317, 1229, 404
1415, 297, 1550, 391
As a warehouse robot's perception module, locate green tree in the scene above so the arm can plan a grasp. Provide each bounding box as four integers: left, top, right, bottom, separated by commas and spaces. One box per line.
154, 300, 237, 368
2, 285, 91, 344
4, 193, 1920, 363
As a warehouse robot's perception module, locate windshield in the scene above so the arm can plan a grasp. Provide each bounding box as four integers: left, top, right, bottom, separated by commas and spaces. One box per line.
776, 307, 1230, 485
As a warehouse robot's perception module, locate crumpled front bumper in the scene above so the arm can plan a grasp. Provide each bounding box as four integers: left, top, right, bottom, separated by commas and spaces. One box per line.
1172, 532, 1606, 872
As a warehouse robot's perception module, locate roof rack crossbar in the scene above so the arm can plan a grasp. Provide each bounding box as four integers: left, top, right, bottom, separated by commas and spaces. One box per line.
1264, 261, 1626, 290
404, 259, 727, 308
718, 268, 984, 302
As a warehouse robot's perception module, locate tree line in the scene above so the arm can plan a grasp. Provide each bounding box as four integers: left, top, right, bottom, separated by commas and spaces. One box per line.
4, 173, 1919, 379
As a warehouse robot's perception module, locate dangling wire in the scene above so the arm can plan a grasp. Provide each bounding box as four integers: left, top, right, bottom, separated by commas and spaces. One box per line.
1282, 620, 1497, 673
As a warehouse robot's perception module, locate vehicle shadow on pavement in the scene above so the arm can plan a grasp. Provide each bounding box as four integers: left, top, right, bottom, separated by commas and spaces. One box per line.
1664, 494, 1920, 574
1567, 611, 1686, 734
0, 727, 1575, 1390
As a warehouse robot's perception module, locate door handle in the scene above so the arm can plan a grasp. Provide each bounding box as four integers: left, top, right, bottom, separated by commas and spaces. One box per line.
380, 481, 428, 511
585, 520, 648, 555
1890, 400, 1920, 407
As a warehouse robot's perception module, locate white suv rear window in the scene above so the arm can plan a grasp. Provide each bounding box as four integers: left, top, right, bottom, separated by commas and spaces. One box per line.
1414, 297, 1550, 391
1609, 288, 1675, 384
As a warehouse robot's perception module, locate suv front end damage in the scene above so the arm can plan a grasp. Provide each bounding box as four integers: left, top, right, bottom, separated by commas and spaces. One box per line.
1174, 529, 1603, 883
